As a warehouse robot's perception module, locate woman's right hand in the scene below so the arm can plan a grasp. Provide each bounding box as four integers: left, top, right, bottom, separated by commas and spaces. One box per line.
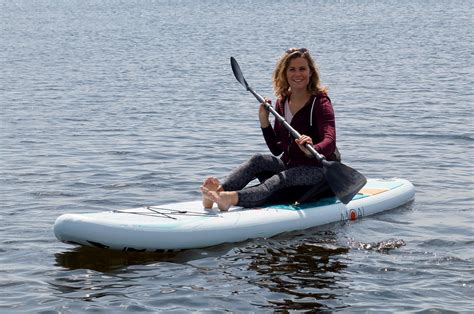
259, 97, 271, 128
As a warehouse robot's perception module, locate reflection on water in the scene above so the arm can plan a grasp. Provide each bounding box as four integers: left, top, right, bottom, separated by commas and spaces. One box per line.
238, 231, 350, 311
51, 244, 240, 307
55, 246, 180, 272
54, 244, 233, 272
50, 228, 405, 311
52, 233, 353, 310
52, 229, 410, 311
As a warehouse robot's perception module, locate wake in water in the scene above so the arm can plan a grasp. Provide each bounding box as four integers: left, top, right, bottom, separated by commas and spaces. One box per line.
348, 238, 407, 253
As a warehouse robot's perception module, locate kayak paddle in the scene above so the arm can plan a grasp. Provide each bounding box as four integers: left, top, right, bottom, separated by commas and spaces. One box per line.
230, 56, 367, 204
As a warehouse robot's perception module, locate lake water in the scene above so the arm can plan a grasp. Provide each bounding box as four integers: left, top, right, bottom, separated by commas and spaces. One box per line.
1, 0, 473, 312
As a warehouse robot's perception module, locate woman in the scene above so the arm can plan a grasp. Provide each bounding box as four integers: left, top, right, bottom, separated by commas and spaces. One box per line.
201, 48, 338, 211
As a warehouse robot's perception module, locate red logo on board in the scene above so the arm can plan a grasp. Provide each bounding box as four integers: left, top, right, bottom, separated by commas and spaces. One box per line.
349, 209, 358, 221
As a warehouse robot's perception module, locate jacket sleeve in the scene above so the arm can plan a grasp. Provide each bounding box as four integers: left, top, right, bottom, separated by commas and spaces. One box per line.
262, 126, 283, 156
261, 99, 284, 156
314, 96, 336, 159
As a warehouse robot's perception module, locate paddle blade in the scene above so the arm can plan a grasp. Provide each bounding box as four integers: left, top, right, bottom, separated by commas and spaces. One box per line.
322, 160, 367, 204
230, 57, 249, 89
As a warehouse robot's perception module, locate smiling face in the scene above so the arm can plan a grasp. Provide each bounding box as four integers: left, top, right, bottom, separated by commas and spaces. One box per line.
285, 57, 311, 93
273, 49, 327, 99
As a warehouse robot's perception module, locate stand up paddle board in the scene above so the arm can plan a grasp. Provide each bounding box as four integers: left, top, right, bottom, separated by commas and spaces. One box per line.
54, 178, 414, 252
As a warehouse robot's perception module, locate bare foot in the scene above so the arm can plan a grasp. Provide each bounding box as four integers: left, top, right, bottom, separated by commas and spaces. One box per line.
201, 177, 221, 209
200, 187, 237, 212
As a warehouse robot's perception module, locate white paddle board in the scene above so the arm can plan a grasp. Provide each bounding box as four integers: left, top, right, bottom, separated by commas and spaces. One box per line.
54, 178, 415, 252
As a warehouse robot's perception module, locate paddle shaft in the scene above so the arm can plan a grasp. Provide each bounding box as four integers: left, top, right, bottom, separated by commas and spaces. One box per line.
247, 87, 325, 163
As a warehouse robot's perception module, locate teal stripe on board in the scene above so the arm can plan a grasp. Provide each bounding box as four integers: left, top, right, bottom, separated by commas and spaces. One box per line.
269, 193, 369, 211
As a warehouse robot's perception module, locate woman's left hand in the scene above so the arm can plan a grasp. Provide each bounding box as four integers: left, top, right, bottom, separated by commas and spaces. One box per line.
295, 135, 314, 158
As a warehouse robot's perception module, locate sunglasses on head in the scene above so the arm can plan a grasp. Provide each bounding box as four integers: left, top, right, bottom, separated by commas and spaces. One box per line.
285, 48, 308, 54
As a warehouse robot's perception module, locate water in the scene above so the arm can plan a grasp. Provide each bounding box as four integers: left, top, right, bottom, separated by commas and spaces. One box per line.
1, 0, 473, 312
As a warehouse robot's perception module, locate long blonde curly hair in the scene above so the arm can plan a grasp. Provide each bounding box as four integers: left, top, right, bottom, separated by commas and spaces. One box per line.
272, 48, 328, 99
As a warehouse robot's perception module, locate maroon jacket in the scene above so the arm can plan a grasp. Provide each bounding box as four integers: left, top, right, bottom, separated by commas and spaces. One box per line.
261, 93, 336, 167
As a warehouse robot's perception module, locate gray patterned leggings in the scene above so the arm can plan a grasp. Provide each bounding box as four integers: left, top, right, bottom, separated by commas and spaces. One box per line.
220, 153, 325, 207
